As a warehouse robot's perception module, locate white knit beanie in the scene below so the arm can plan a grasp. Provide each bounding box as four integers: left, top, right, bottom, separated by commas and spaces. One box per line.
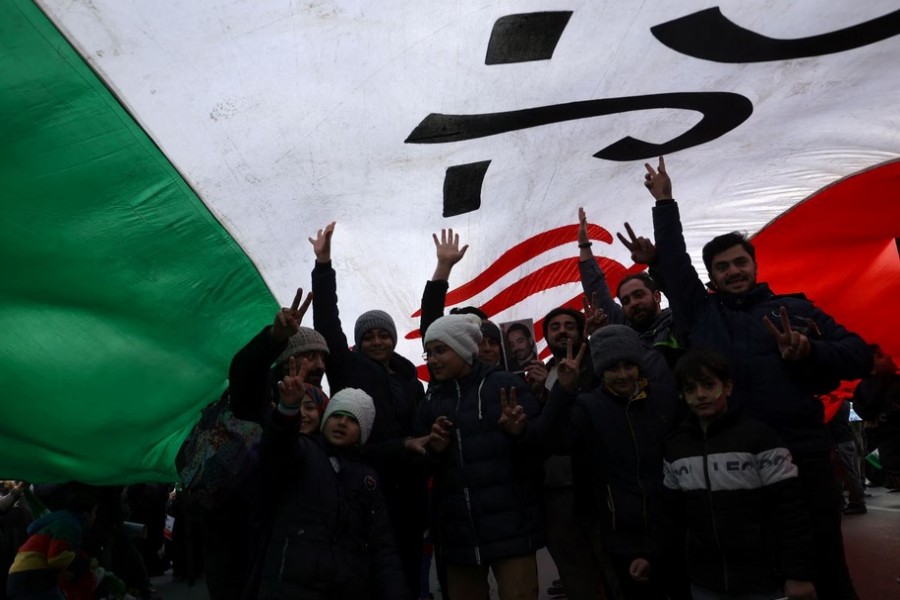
321, 388, 376, 444
424, 314, 483, 365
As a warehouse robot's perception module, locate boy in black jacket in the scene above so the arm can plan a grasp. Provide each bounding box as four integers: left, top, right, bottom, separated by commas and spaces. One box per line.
660, 350, 816, 600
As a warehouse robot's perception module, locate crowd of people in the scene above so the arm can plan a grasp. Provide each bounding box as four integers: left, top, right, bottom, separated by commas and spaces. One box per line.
2, 157, 899, 600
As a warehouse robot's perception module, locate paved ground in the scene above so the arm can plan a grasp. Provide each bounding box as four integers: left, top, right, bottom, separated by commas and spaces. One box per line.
153, 486, 900, 599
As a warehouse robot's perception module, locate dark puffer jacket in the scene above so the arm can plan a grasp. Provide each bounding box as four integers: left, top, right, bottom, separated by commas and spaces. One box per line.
662, 404, 814, 595
257, 410, 407, 600
415, 362, 546, 566
566, 377, 681, 559
653, 200, 872, 456
311, 261, 428, 532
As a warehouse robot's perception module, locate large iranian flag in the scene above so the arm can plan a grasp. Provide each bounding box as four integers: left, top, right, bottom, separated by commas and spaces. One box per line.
2, 0, 899, 482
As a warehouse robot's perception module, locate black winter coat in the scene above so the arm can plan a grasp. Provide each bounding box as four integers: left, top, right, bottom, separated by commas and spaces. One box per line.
662, 405, 814, 595
653, 200, 872, 456
415, 362, 547, 565
311, 261, 428, 524
565, 378, 681, 560
257, 410, 407, 600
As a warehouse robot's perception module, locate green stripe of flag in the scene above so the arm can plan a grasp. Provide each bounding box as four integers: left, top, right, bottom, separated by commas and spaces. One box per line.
0, 0, 277, 483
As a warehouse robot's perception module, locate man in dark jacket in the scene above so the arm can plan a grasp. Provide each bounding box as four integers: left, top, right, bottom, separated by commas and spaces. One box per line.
644, 156, 872, 600
310, 222, 428, 599
577, 207, 685, 370
533, 307, 601, 600
418, 313, 546, 600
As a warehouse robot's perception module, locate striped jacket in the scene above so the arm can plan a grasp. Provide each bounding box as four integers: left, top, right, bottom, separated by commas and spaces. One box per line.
7, 510, 93, 597
662, 404, 813, 595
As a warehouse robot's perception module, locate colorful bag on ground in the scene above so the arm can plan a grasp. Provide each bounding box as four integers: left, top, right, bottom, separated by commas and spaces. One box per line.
175, 390, 262, 509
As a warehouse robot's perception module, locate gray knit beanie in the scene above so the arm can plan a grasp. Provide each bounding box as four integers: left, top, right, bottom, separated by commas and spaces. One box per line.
424, 314, 483, 365
275, 327, 330, 366
322, 388, 376, 444
354, 310, 397, 348
590, 325, 643, 375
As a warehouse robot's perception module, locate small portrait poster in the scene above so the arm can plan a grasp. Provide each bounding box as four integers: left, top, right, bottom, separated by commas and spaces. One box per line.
500, 319, 538, 373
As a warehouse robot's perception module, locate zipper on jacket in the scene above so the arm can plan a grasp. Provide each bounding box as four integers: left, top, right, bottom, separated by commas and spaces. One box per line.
702, 434, 730, 592
625, 399, 649, 533
606, 484, 617, 532
279, 537, 289, 580
457, 428, 482, 565
476, 378, 486, 421
453, 382, 482, 565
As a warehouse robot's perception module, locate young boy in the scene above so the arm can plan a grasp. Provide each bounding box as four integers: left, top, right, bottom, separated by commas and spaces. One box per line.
255, 366, 407, 600
418, 313, 544, 600
660, 349, 817, 600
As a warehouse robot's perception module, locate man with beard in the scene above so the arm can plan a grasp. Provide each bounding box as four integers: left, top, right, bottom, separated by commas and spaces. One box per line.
577, 208, 684, 369
644, 155, 872, 600
505, 322, 537, 371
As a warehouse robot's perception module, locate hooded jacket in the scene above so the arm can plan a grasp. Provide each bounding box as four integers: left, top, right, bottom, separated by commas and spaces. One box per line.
7, 510, 93, 597
415, 362, 546, 565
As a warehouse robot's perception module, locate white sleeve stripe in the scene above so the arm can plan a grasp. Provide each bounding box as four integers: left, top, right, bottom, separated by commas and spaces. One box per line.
663, 450, 796, 492
756, 447, 798, 485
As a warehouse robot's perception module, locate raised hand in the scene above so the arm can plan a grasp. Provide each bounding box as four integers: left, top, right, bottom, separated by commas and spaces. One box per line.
616, 222, 657, 265
277, 356, 310, 407
643, 156, 672, 201
309, 221, 336, 263
557, 338, 587, 394
583, 292, 608, 338
498, 387, 527, 436
272, 288, 313, 343
432, 228, 469, 280
577, 207, 590, 246
763, 306, 811, 361
434, 228, 468, 267
427, 416, 454, 453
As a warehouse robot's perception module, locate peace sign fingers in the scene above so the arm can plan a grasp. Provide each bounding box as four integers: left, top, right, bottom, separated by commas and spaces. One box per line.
641, 156, 673, 200
617, 222, 639, 251
764, 306, 811, 361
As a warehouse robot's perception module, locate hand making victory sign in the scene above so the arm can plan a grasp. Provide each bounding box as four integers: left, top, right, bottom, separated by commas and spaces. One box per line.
498, 387, 527, 436
763, 306, 811, 361
277, 356, 311, 408
617, 222, 657, 265
582, 292, 607, 338
271, 287, 313, 344
556, 338, 588, 394
643, 155, 673, 201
